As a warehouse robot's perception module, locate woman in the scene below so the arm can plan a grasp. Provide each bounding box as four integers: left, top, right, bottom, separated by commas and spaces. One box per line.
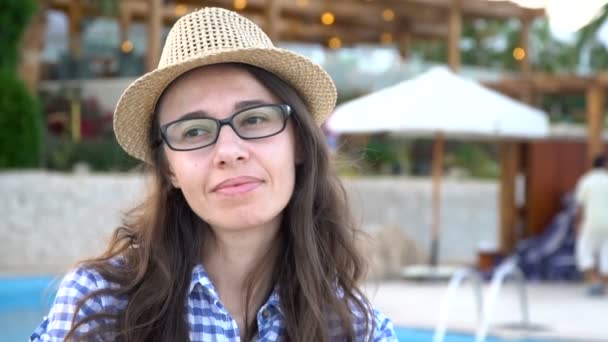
31, 7, 396, 341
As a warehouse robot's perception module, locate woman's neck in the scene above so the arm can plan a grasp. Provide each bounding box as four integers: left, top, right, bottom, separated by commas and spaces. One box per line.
204, 221, 280, 287
202, 220, 281, 333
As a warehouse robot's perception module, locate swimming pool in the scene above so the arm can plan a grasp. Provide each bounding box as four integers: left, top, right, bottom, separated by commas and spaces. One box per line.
0, 276, 57, 341
393, 327, 566, 342
0, 276, 568, 342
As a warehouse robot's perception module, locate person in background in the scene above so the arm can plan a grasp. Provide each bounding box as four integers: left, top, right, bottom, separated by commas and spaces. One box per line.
30, 7, 396, 341
575, 154, 608, 296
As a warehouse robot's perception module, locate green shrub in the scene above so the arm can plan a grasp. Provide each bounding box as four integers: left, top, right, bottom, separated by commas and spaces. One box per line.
0, 0, 41, 168
46, 137, 140, 172
0, 71, 43, 168
0, 0, 37, 72
364, 137, 401, 174
451, 143, 499, 179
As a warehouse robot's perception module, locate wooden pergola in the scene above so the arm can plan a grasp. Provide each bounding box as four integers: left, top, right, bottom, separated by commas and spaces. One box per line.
37, 0, 606, 257
47, 0, 543, 72
485, 74, 607, 252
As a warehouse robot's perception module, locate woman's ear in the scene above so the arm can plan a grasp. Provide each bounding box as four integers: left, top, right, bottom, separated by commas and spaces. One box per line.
295, 146, 304, 165
169, 168, 180, 188
164, 159, 181, 188
294, 136, 306, 165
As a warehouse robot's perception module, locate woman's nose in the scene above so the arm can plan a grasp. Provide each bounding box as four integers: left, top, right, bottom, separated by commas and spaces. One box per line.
211, 125, 249, 167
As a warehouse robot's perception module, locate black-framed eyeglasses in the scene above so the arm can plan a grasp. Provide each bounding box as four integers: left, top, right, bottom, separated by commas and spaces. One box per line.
159, 104, 292, 151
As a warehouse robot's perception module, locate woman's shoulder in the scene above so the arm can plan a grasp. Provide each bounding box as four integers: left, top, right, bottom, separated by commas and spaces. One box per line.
30, 261, 126, 341
56, 259, 123, 297
370, 308, 398, 341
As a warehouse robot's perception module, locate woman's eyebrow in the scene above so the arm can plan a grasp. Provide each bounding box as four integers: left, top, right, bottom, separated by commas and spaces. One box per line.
234, 99, 270, 111
175, 111, 210, 121
173, 99, 271, 121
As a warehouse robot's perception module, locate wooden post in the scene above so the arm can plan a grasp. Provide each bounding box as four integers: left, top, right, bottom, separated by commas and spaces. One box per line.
447, 0, 462, 72
18, 0, 48, 92
146, 0, 162, 72
430, 132, 445, 266
266, 0, 282, 43
499, 142, 520, 254
586, 84, 605, 164
397, 29, 411, 61
119, 3, 131, 45
520, 14, 531, 75
68, 0, 82, 58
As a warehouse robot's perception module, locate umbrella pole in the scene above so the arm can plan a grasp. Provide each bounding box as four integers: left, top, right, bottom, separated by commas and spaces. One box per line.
430, 132, 444, 267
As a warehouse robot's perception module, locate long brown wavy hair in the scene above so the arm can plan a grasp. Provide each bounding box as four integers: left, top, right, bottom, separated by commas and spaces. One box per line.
66, 63, 374, 341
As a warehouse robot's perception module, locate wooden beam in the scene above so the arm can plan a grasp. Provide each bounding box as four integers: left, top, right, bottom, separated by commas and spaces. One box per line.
68, 0, 82, 57
122, 2, 423, 45
146, 0, 162, 72
484, 74, 608, 95
18, 0, 48, 92
586, 84, 605, 165
448, 0, 462, 72
519, 14, 532, 75
265, 0, 282, 43
499, 142, 520, 254
50, 0, 545, 50
400, 0, 544, 19
177, 0, 448, 23
119, 2, 131, 44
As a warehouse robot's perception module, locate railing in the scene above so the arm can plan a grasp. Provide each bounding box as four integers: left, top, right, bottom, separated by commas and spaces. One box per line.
475, 257, 530, 342
433, 267, 484, 342
433, 258, 531, 342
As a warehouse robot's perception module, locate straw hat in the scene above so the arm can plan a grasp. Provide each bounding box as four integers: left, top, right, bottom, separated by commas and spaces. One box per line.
114, 7, 337, 163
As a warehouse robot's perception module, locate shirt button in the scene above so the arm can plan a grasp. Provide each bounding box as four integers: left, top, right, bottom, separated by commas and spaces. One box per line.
262, 309, 270, 319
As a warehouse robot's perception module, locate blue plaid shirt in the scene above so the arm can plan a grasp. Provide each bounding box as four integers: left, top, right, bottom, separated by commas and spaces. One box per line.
31, 263, 397, 341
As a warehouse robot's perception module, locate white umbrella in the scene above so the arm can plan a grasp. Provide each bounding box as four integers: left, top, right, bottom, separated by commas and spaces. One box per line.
328, 66, 549, 266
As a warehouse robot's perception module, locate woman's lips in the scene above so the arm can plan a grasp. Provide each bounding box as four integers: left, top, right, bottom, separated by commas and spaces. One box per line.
213, 177, 262, 196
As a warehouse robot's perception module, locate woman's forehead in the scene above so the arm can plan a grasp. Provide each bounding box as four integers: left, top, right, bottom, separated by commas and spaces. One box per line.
157, 65, 279, 121
167, 64, 258, 94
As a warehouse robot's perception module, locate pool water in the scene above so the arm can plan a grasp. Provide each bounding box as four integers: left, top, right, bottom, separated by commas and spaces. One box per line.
393, 327, 566, 342
1, 276, 569, 342
0, 276, 57, 342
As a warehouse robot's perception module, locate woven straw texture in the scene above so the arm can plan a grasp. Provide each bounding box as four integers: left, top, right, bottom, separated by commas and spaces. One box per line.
114, 7, 337, 162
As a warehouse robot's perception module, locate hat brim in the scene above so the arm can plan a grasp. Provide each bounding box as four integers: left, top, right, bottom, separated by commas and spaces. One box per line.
113, 47, 337, 163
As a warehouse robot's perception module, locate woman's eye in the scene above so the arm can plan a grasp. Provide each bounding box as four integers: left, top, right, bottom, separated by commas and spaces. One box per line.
243, 116, 266, 125
183, 128, 208, 138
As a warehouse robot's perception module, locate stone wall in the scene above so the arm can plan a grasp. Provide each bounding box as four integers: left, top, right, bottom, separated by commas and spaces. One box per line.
344, 177, 498, 263
0, 172, 498, 275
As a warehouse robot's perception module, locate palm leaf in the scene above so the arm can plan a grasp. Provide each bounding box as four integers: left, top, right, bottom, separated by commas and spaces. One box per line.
576, 4, 608, 52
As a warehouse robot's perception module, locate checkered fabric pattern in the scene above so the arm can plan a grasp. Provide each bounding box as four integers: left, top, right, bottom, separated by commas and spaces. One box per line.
30, 263, 397, 341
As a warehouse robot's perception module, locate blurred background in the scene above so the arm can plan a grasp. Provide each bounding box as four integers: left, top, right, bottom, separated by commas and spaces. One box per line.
2, 1, 608, 341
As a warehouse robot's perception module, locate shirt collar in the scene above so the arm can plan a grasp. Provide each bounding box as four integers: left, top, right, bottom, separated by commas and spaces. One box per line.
189, 263, 218, 296
188, 262, 282, 314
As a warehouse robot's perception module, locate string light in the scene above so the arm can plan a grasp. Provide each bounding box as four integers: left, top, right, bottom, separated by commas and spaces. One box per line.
233, 0, 247, 10
121, 40, 134, 54
175, 4, 187, 16
295, 0, 309, 8
513, 47, 526, 60
321, 12, 335, 26
380, 32, 393, 44
328, 36, 342, 49
382, 8, 395, 22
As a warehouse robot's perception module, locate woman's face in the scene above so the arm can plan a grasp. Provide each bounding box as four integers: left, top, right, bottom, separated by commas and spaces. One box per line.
157, 65, 298, 233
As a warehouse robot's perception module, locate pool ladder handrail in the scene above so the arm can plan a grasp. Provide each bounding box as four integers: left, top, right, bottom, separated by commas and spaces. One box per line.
475, 256, 530, 342
432, 267, 484, 342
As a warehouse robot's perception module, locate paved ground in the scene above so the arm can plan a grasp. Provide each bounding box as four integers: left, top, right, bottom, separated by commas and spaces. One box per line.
366, 279, 608, 342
